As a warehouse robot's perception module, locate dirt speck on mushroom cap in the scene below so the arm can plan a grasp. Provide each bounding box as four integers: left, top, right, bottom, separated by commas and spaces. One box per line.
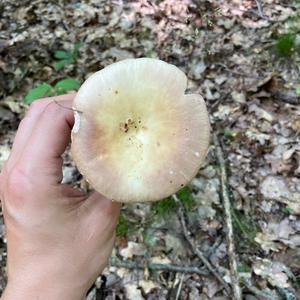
71, 58, 210, 203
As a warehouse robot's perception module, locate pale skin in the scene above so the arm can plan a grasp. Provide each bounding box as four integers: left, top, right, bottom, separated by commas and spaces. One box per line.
0, 94, 121, 300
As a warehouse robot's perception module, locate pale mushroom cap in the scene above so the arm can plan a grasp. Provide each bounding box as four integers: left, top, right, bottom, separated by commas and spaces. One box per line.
71, 58, 210, 202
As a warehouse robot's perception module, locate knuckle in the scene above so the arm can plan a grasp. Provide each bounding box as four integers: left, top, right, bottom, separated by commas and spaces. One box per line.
6, 166, 32, 200
27, 99, 49, 117
42, 100, 60, 116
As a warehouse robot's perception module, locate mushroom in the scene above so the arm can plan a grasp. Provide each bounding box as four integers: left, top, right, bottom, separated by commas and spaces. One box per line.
71, 58, 210, 202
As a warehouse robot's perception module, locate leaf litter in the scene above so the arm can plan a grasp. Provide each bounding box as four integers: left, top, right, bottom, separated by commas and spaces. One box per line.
0, 0, 300, 298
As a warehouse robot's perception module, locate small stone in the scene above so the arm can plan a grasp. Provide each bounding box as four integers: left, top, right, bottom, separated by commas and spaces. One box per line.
215, 74, 227, 85
62, 166, 76, 184
190, 61, 206, 80
231, 91, 246, 103
200, 165, 216, 179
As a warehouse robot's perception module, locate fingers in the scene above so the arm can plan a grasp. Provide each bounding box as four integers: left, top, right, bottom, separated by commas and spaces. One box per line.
17, 98, 75, 184
6, 94, 76, 172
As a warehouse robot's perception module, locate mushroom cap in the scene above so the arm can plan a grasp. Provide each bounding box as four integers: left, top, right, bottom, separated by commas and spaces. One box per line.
71, 58, 210, 202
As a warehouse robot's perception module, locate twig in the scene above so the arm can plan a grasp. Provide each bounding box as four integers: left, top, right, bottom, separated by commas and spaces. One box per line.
172, 194, 231, 294
247, 286, 278, 300
254, 0, 267, 19
245, 282, 279, 300
213, 133, 242, 300
216, 62, 249, 77
175, 273, 185, 300
110, 260, 208, 276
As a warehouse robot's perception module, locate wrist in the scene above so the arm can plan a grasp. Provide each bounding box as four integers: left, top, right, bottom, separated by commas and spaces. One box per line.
1, 281, 85, 300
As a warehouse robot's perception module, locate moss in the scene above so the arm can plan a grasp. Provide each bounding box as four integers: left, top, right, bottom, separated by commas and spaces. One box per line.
177, 187, 196, 211
275, 33, 296, 57
152, 187, 196, 218
152, 197, 177, 217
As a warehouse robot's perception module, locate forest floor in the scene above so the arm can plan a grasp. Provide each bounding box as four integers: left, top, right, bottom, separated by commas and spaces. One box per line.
0, 0, 300, 299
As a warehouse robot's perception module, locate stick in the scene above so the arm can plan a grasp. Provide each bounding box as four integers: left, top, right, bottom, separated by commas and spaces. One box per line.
175, 273, 185, 300
213, 133, 242, 300
110, 260, 208, 276
247, 286, 277, 300
245, 282, 279, 300
172, 194, 231, 294
255, 0, 266, 19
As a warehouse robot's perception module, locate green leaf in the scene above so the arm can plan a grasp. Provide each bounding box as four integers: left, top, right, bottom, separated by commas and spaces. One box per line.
54, 78, 80, 94
24, 83, 53, 104
237, 263, 251, 273
296, 87, 300, 96
275, 33, 295, 57
116, 214, 128, 238
224, 128, 235, 138
54, 50, 71, 59
281, 207, 293, 215
74, 42, 82, 52
54, 58, 72, 71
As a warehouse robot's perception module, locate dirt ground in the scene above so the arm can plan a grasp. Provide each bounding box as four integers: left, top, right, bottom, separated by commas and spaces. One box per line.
0, 0, 300, 299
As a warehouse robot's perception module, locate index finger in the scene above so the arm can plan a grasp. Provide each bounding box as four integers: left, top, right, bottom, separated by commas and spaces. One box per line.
6, 94, 76, 172
19, 99, 75, 184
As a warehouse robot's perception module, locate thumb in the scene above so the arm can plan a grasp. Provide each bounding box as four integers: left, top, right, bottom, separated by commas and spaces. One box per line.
82, 191, 121, 228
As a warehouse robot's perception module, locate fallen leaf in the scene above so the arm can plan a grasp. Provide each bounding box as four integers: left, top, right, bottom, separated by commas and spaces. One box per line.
120, 242, 147, 259
125, 283, 144, 300
260, 176, 291, 201
248, 103, 273, 122
138, 280, 158, 294
253, 258, 291, 288
231, 91, 246, 103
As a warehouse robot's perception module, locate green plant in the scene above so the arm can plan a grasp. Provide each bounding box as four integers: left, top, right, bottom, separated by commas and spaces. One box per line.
152, 187, 196, 218
231, 208, 258, 247
24, 78, 80, 104
116, 213, 129, 238
281, 206, 294, 215
275, 33, 296, 57
177, 186, 196, 210
152, 197, 177, 217
273, 7, 300, 58
24, 83, 53, 104
54, 78, 80, 95
223, 128, 235, 139
237, 263, 251, 273
296, 87, 300, 96
54, 43, 82, 71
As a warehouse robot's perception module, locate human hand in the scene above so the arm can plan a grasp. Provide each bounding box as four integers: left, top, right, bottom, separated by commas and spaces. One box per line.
0, 94, 120, 300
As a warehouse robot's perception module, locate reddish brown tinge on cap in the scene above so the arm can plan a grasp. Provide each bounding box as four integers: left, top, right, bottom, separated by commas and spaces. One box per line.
71, 58, 210, 202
